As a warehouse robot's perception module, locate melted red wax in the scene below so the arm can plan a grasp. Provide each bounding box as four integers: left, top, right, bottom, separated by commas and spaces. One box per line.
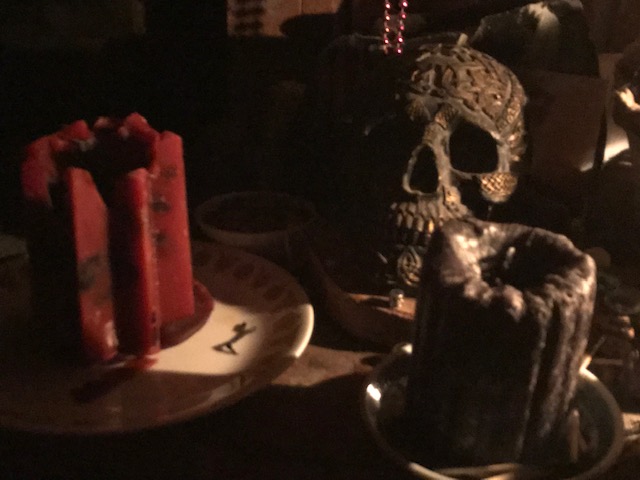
70, 281, 214, 404
160, 279, 214, 348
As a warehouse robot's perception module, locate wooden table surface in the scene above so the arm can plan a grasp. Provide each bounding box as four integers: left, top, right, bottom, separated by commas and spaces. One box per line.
1, 279, 640, 480
0, 229, 639, 480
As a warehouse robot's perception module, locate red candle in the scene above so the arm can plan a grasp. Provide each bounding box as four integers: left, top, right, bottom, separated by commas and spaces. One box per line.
149, 130, 195, 326
66, 167, 119, 362
21, 113, 195, 362
110, 167, 161, 357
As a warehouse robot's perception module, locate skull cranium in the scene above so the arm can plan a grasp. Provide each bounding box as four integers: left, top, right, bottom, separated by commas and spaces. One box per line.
387, 41, 528, 290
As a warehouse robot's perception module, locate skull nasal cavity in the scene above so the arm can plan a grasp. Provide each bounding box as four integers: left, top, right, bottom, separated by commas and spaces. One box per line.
410, 147, 439, 193
450, 120, 498, 174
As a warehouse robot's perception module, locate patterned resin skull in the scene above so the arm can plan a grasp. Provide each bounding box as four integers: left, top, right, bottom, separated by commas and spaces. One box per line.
387, 40, 527, 291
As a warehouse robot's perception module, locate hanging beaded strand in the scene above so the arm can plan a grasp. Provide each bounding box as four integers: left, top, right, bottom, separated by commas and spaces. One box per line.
383, 0, 408, 54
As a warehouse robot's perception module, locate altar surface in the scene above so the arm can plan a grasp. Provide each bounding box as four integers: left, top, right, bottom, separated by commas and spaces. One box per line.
2, 4, 640, 478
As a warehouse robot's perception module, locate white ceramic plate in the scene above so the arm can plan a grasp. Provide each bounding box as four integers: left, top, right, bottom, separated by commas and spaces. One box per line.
362, 344, 625, 480
0, 241, 314, 434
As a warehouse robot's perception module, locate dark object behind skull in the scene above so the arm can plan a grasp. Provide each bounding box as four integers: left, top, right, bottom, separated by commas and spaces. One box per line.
586, 41, 640, 264
296, 1, 597, 294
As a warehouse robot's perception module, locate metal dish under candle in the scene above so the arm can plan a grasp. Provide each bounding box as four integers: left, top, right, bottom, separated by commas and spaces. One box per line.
362, 344, 625, 480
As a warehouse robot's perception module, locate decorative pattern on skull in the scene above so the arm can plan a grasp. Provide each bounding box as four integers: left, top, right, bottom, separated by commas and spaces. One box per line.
386, 41, 527, 291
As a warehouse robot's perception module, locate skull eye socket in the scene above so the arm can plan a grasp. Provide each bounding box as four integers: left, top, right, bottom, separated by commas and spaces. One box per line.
450, 119, 499, 174
408, 146, 440, 194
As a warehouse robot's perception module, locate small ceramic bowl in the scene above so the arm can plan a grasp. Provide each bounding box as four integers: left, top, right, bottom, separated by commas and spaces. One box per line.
194, 191, 317, 270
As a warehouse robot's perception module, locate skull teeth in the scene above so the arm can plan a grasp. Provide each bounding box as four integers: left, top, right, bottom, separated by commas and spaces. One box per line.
389, 201, 431, 247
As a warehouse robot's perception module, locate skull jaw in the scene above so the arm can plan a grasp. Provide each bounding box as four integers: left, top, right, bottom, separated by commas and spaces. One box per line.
387, 190, 470, 291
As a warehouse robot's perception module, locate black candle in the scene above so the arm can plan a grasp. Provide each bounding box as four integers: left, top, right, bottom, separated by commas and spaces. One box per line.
406, 218, 596, 465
